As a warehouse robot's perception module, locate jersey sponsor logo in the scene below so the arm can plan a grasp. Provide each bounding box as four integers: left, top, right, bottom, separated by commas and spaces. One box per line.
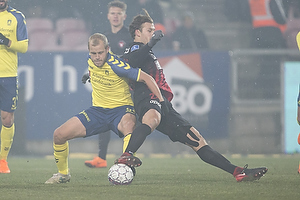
131, 45, 139, 52
149, 99, 161, 109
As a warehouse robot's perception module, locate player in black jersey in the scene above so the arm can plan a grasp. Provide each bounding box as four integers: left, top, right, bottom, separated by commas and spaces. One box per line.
115, 9, 268, 182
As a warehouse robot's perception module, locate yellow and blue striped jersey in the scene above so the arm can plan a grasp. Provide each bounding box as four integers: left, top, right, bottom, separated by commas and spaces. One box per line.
88, 53, 141, 108
0, 6, 28, 77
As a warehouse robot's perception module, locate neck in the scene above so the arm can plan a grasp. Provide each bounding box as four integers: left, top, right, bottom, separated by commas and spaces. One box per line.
134, 38, 145, 44
111, 25, 123, 34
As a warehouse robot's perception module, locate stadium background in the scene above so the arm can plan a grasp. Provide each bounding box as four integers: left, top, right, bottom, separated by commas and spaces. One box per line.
4, 0, 300, 156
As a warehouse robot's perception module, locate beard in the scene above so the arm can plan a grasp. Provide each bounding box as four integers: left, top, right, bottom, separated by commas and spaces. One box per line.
0, 1, 7, 10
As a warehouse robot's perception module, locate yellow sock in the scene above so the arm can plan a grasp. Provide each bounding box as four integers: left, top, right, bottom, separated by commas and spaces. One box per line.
0, 124, 15, 160
123, 134, 131, 153
53, 142, 69, 175
123, 134, 136, 156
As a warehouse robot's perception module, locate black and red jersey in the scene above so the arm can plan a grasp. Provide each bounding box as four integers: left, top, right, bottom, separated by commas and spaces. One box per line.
122, 42, 173, 102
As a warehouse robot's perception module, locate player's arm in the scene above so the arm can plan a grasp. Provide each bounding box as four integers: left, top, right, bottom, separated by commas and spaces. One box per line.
8, 12, 28, 53
0, 27, 28, 53
138, 70, 163, 102
8, 39, 28, 53
137, 70, 169, 115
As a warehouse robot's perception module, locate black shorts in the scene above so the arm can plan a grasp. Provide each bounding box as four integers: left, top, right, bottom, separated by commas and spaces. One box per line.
134, 90, 192, 143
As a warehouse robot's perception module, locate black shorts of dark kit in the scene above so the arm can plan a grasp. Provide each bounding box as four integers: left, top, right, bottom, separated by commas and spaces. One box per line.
134, 88, 192, 144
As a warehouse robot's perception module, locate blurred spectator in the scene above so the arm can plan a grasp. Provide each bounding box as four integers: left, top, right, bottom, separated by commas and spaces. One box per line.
104, 1, 133, 55
248, 0, 287, 48
171, 12, 209, 51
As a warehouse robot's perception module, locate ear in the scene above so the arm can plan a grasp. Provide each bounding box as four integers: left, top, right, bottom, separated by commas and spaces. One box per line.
135, 29, 141, 38
106, 45, 110, 52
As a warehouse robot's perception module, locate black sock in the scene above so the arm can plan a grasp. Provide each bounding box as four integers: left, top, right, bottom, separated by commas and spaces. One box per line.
98, 131, 111, 160
197, 145, 237, 174
125, 124, 152, 154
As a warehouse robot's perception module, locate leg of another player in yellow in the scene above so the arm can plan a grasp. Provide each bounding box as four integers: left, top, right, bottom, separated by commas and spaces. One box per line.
0, 124, 15, 173
45, 142, 71, 184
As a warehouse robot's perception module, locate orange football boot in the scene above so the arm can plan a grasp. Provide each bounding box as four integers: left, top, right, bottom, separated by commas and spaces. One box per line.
0, 159, 10, 173
84, 157, 107, 168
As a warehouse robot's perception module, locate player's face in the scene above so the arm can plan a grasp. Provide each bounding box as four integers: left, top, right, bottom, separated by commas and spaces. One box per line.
107, 7, 126, 28
89, 41, 109, 68
137, 22, 155, 44
0, 0, 8, 11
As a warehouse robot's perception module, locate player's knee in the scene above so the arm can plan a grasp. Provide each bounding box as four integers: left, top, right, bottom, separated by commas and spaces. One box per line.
151, 116, 160, 131
53, 128, 66, 145
119, 119, 136, 134
1, 113, 14, 127
142, 111, 161, 131
186, 128, 207, 149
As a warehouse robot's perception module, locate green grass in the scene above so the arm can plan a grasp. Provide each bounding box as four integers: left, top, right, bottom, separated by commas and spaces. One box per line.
1, 155, 300, 200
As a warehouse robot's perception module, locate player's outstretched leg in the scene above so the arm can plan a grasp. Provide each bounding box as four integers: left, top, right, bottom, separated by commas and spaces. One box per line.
233, 164, 268, 182
114, 152, 142, 168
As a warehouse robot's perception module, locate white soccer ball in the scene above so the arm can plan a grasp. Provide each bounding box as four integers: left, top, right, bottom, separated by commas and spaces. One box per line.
108, 164, 134, 185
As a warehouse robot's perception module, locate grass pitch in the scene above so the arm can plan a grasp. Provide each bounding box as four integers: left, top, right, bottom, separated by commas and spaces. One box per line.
0, 155, 300, 200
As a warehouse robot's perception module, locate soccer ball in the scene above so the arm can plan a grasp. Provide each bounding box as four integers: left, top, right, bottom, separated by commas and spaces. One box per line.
108, 164, 134, 185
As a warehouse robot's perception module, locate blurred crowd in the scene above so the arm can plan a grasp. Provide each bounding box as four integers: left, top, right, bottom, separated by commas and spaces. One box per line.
9, 0, 300, 51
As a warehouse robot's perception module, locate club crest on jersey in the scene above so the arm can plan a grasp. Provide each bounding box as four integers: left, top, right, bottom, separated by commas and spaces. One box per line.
7, 20, 12, 26
105, 70, 109, 75
131, 45, 139, 52
119, 40, 125, 48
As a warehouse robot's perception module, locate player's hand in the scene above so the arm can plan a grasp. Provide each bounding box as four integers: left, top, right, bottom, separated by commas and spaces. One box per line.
82, 73, 90, 84
147, 30, 164, 48
0, 33, 9, 46
160, 100, 169, 117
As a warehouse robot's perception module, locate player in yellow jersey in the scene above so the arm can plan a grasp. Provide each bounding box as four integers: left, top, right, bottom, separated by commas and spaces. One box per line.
45, 33, 166, 184
84, 0, 134, 169
0, 0, 28, 173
